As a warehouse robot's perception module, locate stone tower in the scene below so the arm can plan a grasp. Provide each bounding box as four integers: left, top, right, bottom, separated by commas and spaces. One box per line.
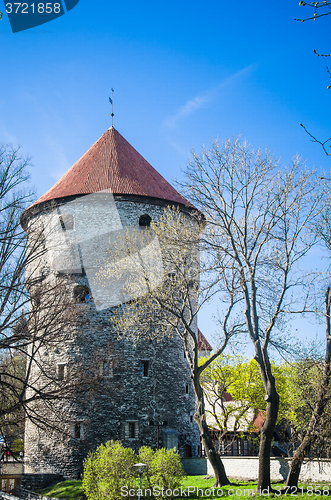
21, 127, 200, 479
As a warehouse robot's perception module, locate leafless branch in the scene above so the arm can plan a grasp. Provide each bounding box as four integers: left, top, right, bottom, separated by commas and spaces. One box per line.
300, 123, 331, 155
296, 1, 331, 22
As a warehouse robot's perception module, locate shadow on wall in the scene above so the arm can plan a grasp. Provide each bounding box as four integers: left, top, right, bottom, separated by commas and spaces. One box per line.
278, 459, 290, 480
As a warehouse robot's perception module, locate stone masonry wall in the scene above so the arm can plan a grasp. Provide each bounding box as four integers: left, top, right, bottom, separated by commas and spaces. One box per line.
24, 195, 200, 478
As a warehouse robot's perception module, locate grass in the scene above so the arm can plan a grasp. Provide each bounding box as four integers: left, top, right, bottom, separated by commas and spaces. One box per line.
38, 476, 331, 499
38, 480, 84, 499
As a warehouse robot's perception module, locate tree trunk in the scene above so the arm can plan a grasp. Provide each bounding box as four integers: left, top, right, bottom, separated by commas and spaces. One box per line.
285, 435, 311, 488
286, 361, 331, 487
193, 373, 230, 486
257, 383, 279, 493
286, 288, 331, 488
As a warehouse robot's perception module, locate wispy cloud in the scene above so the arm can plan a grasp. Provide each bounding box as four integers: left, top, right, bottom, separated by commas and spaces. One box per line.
163, 64, 256, 129
163, 94, 211, 129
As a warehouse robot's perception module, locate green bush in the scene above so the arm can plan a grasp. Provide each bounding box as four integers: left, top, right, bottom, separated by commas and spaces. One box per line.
148, 447, 184, 492
83, 442, 185, 500
138, 446, 154, 491
82, 440, 136, 500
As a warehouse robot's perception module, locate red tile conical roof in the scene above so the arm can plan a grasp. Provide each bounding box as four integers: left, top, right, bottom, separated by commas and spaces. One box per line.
32, 127, 190, 208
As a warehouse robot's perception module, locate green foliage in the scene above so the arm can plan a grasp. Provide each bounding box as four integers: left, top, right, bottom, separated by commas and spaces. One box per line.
82, 440, 136, 500
284, 357, 331, 456
83, 441, 184, 500
141, 447, 184, 492
285, 358, 322, 433
200, 354, 290, 433
138, 445, 155, 490
12, 438, 24, 452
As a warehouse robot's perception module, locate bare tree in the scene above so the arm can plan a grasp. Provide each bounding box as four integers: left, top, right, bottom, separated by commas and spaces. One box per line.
180, 137, 324, 491
0, 144, 34, 450
0, 145, 109, 456
95, 207, 241, 486
295, 1, 331, 154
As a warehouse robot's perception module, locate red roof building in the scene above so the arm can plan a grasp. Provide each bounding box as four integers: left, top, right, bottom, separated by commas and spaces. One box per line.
197, 328, 213, 352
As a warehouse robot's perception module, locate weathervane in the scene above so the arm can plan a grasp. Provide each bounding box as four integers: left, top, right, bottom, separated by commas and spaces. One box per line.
109, 88, 114, 127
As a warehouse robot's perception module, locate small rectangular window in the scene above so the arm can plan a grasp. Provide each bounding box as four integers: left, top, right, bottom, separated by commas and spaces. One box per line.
57, 364, 66, 381
129, 422, 135, 439
125, 420, 138, 439
185, 384, 189, 394
74, 423, 81, 439
190, 415, 193, 423
141, 361, 149, 377
72, 422, 84, 439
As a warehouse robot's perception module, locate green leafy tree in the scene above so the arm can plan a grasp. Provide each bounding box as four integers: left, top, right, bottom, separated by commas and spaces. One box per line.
200, 355, 289, 439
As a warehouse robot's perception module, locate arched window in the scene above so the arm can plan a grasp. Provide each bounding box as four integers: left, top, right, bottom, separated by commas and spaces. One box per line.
139, 214, 151, 227
73, 285, 89, 303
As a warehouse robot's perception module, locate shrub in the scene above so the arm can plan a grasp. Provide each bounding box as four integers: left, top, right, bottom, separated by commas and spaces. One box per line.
82, 440, 136, 500
149, 448, 184, 492
138, 446, 154, 491
83, 442, 185, 500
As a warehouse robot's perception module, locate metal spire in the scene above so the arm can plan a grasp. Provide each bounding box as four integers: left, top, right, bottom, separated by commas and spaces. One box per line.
109, 88, 114, 127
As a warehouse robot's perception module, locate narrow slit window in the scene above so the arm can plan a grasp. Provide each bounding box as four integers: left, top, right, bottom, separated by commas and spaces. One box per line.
74, 423, 81, 439
57, 364, 66, 381
185, 384, 189, 394
129, 422, 135, 439
142, 361, 149, 377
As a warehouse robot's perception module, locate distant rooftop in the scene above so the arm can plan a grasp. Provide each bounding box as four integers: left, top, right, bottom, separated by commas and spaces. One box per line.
198, 328, 213, 352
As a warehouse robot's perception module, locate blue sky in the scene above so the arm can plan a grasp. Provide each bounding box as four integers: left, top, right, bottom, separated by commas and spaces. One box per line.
0, 0, 330, 355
